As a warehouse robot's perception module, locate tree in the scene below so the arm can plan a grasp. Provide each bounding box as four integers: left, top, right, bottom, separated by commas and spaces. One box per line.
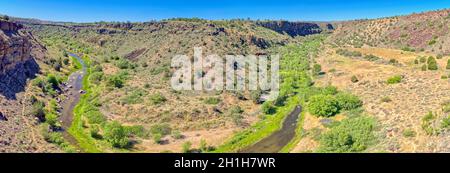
308, 94, 339, 117
104, 121, 129, 148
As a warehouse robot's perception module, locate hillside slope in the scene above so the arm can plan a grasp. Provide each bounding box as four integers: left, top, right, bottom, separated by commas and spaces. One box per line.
330, 9, 450, 55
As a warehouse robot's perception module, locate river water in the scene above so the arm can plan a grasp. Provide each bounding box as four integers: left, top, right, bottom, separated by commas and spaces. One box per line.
239, 105, 302, 153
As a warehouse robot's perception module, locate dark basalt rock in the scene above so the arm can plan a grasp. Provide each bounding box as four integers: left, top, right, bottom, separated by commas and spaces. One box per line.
257, 21, 324, 37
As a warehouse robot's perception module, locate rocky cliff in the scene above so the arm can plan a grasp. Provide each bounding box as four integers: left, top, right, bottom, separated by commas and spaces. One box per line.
257, 21, 329, 37
0, 20, 41, 99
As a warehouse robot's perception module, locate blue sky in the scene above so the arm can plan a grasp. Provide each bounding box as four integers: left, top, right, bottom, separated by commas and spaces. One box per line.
1, 0, 450, 22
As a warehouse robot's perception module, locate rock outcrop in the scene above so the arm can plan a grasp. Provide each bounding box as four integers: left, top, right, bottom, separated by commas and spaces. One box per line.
0, 20, 40, 100
257, 21, 326, 37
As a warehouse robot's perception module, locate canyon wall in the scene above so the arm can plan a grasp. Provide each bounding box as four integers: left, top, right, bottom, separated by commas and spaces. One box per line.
0, 20, 40, 99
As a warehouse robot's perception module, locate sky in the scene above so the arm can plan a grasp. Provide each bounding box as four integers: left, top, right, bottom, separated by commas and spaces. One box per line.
1, 0, 450, 22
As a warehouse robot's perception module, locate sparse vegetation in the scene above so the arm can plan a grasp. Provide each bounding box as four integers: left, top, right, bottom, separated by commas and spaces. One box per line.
387, 75, 402, 84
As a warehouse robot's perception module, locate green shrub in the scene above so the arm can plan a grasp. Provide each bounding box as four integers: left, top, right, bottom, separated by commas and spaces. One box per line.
150, 123, 172, 136
228, 106, 244, 126
380, 96, 392, 103
45, 113, 59, 128
446, 59, 450, 70
308, 94, 339, 117
90, 126, 101, 139
419, 56, 427, 63
171, 130, 184, 139
321, 86, 338, 95
262, 101, 276, 114
125, 125, 147, 138
182, 141, 192, 153
250, 89, 262, 104
204, 97, 221, 105
335, 93, 363, 111
387, 75, 402, 84
402, 129, 416, 137
85, 110, 106, 124
121, 89, 146, 105
422, 112, 436, 135
313, 64, 322, 76
427, 56, 438, 70
149, 92, 167, 105
108, 75, 125, 88
153, 133, 163, 144
351, 75, 359, 83
363, 54, 380, 61
441, 117, 450, 129
104, 121, 129, 148
421, 64, 427, 71
318, 117, 376, 153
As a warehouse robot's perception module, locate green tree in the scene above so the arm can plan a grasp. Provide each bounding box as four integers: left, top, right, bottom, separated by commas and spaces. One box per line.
308, 94, 339, 117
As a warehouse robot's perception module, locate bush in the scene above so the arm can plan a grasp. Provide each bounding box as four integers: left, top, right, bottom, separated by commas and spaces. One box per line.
308, 94, 339, 117
150, 123, 172, 136
262, 101, 276, 114
125, 125, 147, 138
419, 56, 427, 63
313, 64, 322, 76
318, 117, 376, 153
387, 75, 402, 84
442, 117, 450, 129
351, 75, 359, 83
321, 86, 338, 95
335, 93, 363, 111
104, 121, 129, 148
204, 97, 221, 105
249, 89, 262, 104
421, 64, 427, 71
31, 101, 46, 121
90, 126, 102, 139
45, 113, 59, 128
228, 106, 244, 126
85, 110, 106, 124
402, 129, 416, 137
171, 130, 184, 139
446, 59, 450, 70
380, 96, 392, 103
153, 133, 163, 144
363, 55, 380, 61
182, 141, 192, 153
149, 93, 167, 105
422, 112, 436, 135
427, 56, 438, 70
108, 75, 125, 88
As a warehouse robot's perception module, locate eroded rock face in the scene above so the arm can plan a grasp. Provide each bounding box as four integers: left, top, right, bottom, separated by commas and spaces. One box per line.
257, 21, 323, 37
0, 20, 40, 99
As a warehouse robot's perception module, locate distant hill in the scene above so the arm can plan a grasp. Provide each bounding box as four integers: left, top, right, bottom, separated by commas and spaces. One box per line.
329, 9, 450, 55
